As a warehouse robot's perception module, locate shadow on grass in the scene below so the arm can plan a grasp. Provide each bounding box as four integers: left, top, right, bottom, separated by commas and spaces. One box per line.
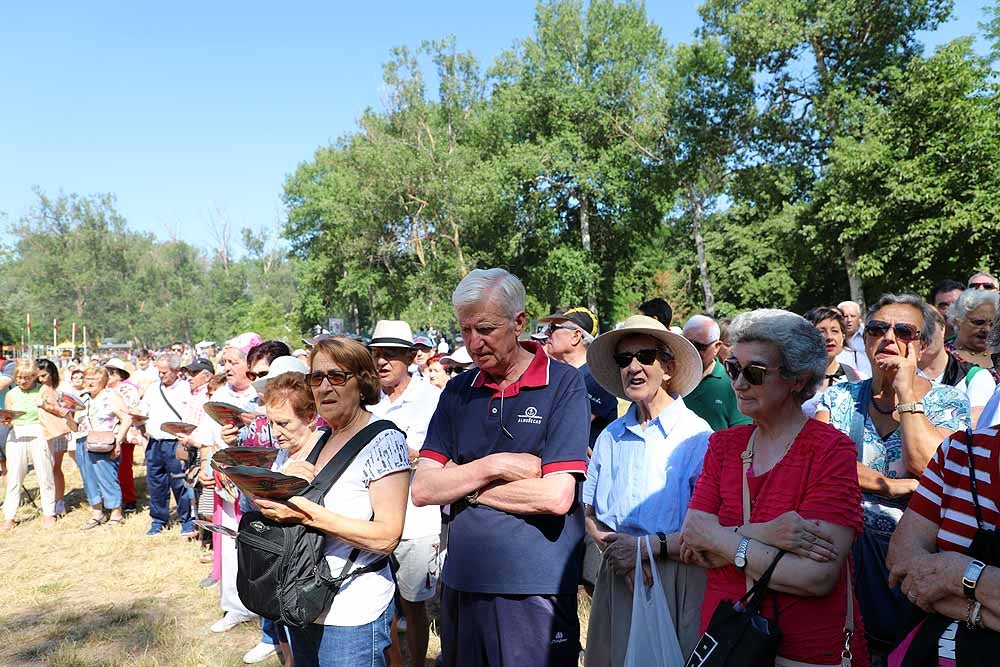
0, 598, 185, 666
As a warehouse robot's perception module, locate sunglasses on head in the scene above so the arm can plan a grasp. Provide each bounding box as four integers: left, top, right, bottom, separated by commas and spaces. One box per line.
612, 348, 671, 368
969, 282, 998, 291
863, 320, 919, 343
723, 358, 774, 385
305, 369, 354, 387
246, 369, 269, 381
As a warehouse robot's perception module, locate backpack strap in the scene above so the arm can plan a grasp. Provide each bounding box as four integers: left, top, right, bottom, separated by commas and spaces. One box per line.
304, 420, 403, 500
963, 428, 987, 530
965, 365, 984, 389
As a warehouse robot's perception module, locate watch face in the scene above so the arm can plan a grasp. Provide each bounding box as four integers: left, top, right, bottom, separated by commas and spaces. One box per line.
734, 555, 746, 568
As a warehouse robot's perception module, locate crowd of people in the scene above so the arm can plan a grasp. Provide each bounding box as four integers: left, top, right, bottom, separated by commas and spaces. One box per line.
1, 267, 999, 667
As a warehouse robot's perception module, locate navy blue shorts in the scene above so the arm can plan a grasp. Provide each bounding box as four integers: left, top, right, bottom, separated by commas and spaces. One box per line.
438, 585, 580, 667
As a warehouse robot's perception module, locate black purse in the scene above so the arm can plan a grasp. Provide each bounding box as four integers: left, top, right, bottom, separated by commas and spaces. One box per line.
686, 551, 786, 667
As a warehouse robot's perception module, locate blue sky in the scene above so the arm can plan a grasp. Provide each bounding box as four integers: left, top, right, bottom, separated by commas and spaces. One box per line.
1, 2, 992, 253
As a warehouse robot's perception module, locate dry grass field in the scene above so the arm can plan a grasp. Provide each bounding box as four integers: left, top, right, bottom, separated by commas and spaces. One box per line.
0, 448, 591, 666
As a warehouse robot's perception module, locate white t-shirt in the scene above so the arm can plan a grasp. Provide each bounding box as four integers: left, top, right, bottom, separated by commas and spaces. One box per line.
980, 384, 1000, 428
316, 417, 410, 626
924, 367, 996, 409
370, 379, 442, 539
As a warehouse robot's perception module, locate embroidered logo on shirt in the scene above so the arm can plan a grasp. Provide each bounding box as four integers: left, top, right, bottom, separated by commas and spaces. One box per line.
517, 406, 543, 425
551, 631, 567, 645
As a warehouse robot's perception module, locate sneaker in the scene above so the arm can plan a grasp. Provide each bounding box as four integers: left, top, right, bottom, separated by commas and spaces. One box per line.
211, 612, 257, 633
145, 525, 165, 537
123, 502, 137, 514
243, 642, 277, 664
179, 524, 196, 537
199, 576, 218, 589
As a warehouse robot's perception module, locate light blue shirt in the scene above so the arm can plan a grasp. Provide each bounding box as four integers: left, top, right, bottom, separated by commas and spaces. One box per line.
582, 397, 712, 536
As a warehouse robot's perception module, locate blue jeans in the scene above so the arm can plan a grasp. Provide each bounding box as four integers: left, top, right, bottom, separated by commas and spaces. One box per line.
287, 600, 393, 667
75, 438, 102, 506
145, 438, 192, 530
88, 448, 122, 510
262, 617, 289, 646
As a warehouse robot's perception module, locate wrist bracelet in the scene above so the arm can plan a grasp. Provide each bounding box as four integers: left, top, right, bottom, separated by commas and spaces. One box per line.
967, 600, 983, 630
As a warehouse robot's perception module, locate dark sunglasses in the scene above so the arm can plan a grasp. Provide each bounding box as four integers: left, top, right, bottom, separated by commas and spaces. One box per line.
546, 323, 578, 336
689, 339, 716, 353
723, 358, 774, 385
863, 320, 920, 343
305, 370, 354, 387
968, 282, 998, 291
444, 366, 466, 376
968, 318, 990, 327
246, 369, 269, 381
612, 348, 671, 368
370, 347, 411, 360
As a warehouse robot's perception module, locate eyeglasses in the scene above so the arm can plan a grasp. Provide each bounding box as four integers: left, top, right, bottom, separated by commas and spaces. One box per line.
723, 358, 774, 385
370, 347, 411, 360
546, 324, 578, 336
246, 369, 269, 381
612, 348, 671, 368
968, 318, 990, 327
444, 366, 466, 376
305, 369, 354, 387
968, 282, 998, 291
863, 320, 920, 343
688, 339, 717, 353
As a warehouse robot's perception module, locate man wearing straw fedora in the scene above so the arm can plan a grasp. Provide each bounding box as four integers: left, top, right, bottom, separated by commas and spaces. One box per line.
367, 319, 443, 667
412, 268, 590, 667
582, 314, 712, 664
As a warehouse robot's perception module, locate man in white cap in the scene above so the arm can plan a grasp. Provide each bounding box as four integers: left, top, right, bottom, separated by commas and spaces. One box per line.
368, 320, 443, 667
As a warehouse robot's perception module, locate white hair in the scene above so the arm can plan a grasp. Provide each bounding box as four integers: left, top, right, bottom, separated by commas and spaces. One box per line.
729, 309, 827, 403
837, 301, 862, 316
158, 353, 182, 370
452, 268, 526, 321
948, 288, 999, 326
682, 314, 720, 343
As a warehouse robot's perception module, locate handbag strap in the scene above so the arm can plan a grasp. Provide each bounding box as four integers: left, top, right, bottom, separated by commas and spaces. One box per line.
963, 428, 987, 530
159, 382, 184, 422
741, 429, 756, 592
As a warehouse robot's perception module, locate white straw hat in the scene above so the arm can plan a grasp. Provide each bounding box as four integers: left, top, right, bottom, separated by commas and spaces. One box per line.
586, 315, 703, 399
369, 320, 415, 349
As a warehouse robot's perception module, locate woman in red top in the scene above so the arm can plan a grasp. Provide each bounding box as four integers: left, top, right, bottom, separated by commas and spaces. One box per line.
681, 309, 868, 666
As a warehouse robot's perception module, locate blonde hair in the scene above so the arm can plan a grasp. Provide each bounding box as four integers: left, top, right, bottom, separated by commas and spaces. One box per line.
13, 359, 39, 381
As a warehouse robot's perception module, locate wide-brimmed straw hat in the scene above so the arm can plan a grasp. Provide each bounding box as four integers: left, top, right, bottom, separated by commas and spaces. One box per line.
587, 314, 703, 399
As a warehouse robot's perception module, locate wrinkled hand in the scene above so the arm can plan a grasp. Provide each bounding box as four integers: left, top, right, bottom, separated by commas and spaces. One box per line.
758, 511, 837, 562
604, 534, 654, 590
873, 338, 919, 400
680, 511, 724, 555
490, 452, 542, 481
890, 551, 969, 612
239, 411, 259, 427
680, 544, 730, 569
221, 422, 241, 446
588, 523, 617, 554
283, 461, 317, 483
254, 497, 309, 524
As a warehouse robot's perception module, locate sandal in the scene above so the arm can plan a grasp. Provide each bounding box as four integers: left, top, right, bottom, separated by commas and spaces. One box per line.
80, 516, 106, 530
106, 518, 125, 527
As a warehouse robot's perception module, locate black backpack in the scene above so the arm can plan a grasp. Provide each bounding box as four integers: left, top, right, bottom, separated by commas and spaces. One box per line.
235, 420, 402, 628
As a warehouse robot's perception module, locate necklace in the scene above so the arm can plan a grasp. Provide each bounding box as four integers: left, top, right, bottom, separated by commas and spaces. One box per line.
870, 395, 896, 415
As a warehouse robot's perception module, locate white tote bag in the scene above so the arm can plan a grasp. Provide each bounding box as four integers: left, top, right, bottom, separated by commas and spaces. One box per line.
624, 536, 686, 667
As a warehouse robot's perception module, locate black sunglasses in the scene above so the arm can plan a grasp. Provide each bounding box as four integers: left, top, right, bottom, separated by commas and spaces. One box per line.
246, 369, 269, 381
689, 339, 717, 353
612, 348, 671, 368
864, 319, 920, 343
370, 347, 411, 360
969, 282, 998, 291
444, 366, 466, 376
306, 370, 354, 387
968, 318, 990, 327
723, 358, 774, 385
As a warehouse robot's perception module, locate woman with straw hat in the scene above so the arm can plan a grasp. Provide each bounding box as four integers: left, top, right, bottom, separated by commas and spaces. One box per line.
582, 314, 712, 665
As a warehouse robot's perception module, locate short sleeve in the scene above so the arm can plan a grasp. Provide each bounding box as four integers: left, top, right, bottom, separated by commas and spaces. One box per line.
816, 384, 845, 420
420, 384, 456, 465
540, 369, 589, 477
908, 437, 951, 523
796, 429, 863, 532
926, 385, 971, 431
361, 428, 410, 484
582, 427, 610, 505
967, 370, 996, 409
687, 431, 726, 515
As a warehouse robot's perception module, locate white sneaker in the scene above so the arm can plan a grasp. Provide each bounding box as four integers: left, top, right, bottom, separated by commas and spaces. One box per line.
210, 612, 257, 633
243, 642, 277, 664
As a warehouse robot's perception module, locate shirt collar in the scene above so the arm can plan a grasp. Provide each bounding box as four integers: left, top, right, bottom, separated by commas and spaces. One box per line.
380, 375, 422, 405
471, 341, 550, 398
613, 396, 686, 439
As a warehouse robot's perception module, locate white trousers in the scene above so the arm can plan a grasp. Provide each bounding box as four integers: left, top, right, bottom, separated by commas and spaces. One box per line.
220, 498, 254, 617
3, 424, 57, 520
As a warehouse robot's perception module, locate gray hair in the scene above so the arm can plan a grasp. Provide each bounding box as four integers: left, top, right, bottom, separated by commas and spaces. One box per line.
947, 288, 999, 326
682, 314, 720, 343
988, 312, 1000, 349
729, 309, 827, 402
160, 353, 182, 370
866, 294, 937, 345
452, 268, 526, 321
837, 300, 862, 317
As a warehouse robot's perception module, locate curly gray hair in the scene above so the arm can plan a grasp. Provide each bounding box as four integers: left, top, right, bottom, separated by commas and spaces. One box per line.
866, 294, 937, 345
947, 288, 999, 326
452, 268, 526, 321
729, 309, 827, 403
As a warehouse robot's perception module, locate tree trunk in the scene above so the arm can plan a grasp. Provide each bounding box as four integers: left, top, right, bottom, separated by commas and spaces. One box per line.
691, 192, 715, 316
579, 191, 598, 315
448, 217, 468, 277
842, 242, 865, 308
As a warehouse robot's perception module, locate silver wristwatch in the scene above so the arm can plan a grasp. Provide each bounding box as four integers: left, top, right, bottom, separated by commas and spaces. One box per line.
734, 537, 751, 569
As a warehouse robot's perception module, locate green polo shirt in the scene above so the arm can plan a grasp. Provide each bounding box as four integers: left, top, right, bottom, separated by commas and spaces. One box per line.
684, 360, 752, 431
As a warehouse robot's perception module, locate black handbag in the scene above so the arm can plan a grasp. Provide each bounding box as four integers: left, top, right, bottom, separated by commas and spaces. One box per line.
685, 551, 786, 666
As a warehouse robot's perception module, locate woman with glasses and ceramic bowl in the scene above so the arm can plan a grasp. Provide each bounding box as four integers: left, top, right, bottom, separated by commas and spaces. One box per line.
582, 314, 712, 664
680, 309, 868, 666
816, 294, 969, 663
253, 336, 410, 667
947, 288, 999, 382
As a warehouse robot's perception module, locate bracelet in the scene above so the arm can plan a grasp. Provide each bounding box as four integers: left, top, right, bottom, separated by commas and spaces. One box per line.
466, 490, 480, 506
967, 600, 983, 630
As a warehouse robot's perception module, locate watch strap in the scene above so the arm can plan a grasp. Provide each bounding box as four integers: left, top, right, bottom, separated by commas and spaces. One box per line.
897, 402, 925, 414
963, 559, 987, 599
656, 531, 667, 560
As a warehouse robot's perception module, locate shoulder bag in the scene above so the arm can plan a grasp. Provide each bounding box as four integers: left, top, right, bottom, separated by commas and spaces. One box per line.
85, 397, 118, 454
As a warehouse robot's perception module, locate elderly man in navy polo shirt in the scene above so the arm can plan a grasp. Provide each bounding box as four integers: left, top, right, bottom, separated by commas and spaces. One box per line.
412, 268, 590, 667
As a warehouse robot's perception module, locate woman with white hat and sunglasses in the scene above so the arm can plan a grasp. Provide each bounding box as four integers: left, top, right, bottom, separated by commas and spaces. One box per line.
582, 314, 712, 665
